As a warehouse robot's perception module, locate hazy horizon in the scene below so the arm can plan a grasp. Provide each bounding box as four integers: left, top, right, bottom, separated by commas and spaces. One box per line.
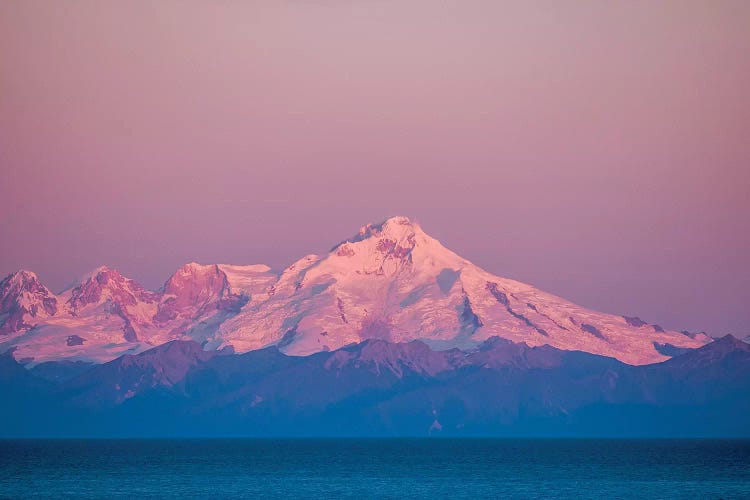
1, 1, 748, 337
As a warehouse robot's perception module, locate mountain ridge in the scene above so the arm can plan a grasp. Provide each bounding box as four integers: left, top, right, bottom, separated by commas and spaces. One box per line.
2, 333, 748, 437
0, 216, 713, 365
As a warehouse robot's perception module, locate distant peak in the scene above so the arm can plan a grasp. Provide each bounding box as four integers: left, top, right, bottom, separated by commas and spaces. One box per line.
358, 216, 420, 236
367, 215, 418, 228
1, 269, 54, 305
0, 270, 58, 325
713, 334, 747, 348
686, 334, 750, 357
161, 262, 229, 298
176, 262, 216, 273
328, 216, 466, 271
166, 262, 226, 283
3, 269, 41, 284
333, 216, 426, 250
1, 270, 53, 297
80, 265, 122, 282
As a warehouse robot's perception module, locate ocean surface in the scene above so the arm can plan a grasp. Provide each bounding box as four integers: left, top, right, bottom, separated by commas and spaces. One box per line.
1, 439, 749, 499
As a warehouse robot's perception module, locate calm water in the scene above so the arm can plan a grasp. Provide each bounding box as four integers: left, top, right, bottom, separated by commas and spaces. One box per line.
1, 439, 749, 499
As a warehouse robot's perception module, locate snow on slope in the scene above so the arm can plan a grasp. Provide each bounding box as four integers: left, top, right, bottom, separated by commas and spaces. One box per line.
217, 264, 276, 298
0, 264, 277, 365
216, 216, 710, 364
0, 216, 711, 365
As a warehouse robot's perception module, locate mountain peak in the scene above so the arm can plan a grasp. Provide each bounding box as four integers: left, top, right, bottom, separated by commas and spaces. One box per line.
163, 262, 227, 293
326, 338, 455, 378
4, 269, 40, 284
180, 261, 211, 271
0, 270, 58, 334
67, 266, 155, 314
77, 265, 125, 285
1, 270, 49, 297
329, 216, 462, 268
156, 262, 242, 325
357, 216, 425, 242
359, 215, 420, 234
710, 334, 750, 351
76, 266, 140, 295
332, 216, 421, 249
1, 270, 54, 301
165, 262, 223, 285
661, 333, 750, 372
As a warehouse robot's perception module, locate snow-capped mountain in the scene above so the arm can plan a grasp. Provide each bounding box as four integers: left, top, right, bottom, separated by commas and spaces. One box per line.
0, 262, 277, 364
0, 271, 58, 335
216, 216, 710, 364
0, 216, 711, 365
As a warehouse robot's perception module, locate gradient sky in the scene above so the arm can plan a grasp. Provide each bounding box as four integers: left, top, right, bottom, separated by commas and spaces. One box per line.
1, 1, 748, 337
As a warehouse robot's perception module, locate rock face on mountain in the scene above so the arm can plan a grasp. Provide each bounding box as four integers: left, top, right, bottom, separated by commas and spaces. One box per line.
154, 263, 247, 332
0, 216, 711, 365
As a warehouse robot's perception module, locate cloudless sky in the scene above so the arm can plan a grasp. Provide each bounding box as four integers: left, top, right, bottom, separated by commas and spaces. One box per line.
1, 1, 748, 336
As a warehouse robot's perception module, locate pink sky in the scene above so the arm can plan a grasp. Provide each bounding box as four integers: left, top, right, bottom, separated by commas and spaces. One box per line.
1, 0, 748, 336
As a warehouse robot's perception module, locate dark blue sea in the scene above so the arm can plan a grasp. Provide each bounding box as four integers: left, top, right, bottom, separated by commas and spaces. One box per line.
1, 439, 749, 499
